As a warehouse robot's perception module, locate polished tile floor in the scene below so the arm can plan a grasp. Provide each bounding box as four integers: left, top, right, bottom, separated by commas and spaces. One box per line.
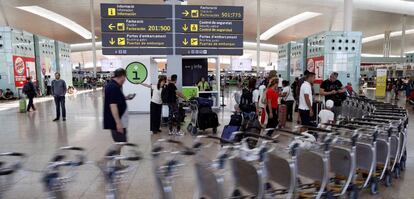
0, 89, 413, 199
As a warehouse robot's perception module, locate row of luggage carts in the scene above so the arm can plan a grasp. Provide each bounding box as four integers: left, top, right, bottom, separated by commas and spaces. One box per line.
152, 97, 408, 199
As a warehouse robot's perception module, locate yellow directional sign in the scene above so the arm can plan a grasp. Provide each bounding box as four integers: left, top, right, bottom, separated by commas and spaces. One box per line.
118, 37, 125, 46
191, 10, 199, 18
190, 24, 198, 32
182, 24, 188, 31
117, 23, 125, 31
182, 10, 189, 17
108, 8, 116, 16
190, 38, 198, 46
108, 23, 115, 30
109, 38, 116, 45
182, 38, 189, 46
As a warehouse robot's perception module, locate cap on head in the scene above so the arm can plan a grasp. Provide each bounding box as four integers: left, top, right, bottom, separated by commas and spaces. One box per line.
326, 100, 334, 109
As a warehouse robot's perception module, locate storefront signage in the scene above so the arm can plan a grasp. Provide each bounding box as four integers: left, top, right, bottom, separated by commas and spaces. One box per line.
307, 56, 324, 84
13, 56, 36, 88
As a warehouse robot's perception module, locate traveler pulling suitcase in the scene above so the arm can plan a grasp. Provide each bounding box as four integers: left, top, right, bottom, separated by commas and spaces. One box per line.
278, 104, 287, 128
19, 98, 27, 113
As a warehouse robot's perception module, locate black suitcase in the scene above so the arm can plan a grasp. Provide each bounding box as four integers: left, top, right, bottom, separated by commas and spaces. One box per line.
229, 113, 243, 126
198, 112, 219, 130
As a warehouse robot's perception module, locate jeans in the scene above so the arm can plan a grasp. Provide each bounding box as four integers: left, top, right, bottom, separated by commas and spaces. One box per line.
168, 103, 180, 131
285, 100, 294, 121
54, 96, 66, 119
266, 107, 278, 136
299, 109, 315, 126
27, 96, 35, 111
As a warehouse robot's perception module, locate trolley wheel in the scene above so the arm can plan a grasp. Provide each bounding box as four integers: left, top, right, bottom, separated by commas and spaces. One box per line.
232, 189, 242, 198
401, 159, 406, 171
393, 166, 401, 179
370, 179, 379, 195
384, 171, 392, 187
347, 185, 359, 199
212, 127, 218, 134
191, 126, 198, 135
187, 123, 193, 133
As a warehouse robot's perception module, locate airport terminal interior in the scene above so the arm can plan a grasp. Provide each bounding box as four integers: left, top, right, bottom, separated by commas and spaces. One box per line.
1, 0, 414, 199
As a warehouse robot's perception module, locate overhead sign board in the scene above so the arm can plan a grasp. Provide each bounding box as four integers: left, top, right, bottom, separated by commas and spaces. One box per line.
176, 19, 243, 34
101, 4, 172, 18
175, 5, 243, 20
100, 3, 244, 56
101, 18, 172, 33
102, 33, 172, 47
177, 34, 242, 48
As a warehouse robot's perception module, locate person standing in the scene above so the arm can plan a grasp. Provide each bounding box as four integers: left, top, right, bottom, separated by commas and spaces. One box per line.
281, 80, 295, 122
52, 72, 67, 121
165, 74, 186, 135
103, 68, 135, 143
299, 72, 316, 126
320, 72, 346, 119
149, 77, 166, 134
46, 76, 52, 95
265, 78, 279, 136
197, 77, 210, 91
23, 76, 37, 112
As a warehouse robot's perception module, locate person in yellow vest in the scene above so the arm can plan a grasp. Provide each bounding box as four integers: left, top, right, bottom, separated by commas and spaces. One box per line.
197, 77, 210, 91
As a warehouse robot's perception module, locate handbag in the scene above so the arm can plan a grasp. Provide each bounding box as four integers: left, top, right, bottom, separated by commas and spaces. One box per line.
162, 105, 169, 118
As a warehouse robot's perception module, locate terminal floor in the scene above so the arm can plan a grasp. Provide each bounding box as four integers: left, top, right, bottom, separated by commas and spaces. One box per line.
0, 90, 413, 199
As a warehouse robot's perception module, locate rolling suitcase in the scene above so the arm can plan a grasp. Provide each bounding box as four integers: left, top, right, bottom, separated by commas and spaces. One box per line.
278, 104, 287, 128
221, 125, 240, 142
19, 98, 27, 113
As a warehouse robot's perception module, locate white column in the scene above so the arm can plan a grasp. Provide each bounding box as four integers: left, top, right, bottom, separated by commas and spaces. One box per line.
256, 0, 261, 70
90, 0, 97, 78
401, 15, 407, 59
343, 0, 353, 31
384, 31, 391, 57
166, 0, 183, 89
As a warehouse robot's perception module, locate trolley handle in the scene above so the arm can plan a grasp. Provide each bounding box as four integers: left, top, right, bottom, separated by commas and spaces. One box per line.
0, 152, 25, 157
59, 146, 85, 151
265, 128, 302, 136
241, 132, 279, 143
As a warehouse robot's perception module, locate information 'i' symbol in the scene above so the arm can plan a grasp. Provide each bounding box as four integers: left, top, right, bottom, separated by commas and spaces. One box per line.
133, 65, 140, 80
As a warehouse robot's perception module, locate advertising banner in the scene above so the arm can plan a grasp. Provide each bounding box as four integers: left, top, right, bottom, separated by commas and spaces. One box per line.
307, 56, 324, 84
13, 56, 36, 88
182, 58, 208, 86
375, 68, 387, 98
290, 57, 302, 77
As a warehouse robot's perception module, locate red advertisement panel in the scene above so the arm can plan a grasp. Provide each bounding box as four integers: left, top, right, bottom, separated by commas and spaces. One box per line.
13, 56, 36, 88
306, 56, 324, 84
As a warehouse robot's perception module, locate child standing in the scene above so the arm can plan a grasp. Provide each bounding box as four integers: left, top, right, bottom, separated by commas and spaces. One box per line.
319, 100, 335, 124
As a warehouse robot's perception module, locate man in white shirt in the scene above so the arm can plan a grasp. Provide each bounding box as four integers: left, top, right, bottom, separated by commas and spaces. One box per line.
299, 72, 316, 126
319, 100, 335, 124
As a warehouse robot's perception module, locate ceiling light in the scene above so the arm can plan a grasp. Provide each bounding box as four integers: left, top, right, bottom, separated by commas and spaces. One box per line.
17, 6, 92, 39
362, 29, 414, 43
260, 12, 322, 41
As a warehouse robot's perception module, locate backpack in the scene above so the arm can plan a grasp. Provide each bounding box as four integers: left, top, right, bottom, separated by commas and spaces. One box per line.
161, 87, 169, 103
22, 83, 30, 94
239, 88, 254, 112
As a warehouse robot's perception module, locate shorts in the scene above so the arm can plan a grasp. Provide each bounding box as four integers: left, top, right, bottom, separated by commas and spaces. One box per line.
110, 128, 127, 142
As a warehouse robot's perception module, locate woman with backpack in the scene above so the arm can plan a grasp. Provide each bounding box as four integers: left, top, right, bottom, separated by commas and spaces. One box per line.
265, 78, 279, 136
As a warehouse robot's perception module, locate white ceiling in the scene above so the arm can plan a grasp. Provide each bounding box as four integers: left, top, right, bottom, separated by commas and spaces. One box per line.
0, 0, 413, 55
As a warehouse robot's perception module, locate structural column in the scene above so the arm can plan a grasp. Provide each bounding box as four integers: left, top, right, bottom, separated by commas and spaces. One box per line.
401, 15, 407, 60
343, 0, 353, 31
166, 0, 183, 89
256, 0, 261, 70
90, 0, 97, 78
384, 31, 391, 57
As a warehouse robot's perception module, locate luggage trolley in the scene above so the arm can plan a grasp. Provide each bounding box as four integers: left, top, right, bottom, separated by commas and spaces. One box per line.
265, 128, 332, 199
187, 98, 219, 135
152, 139, 196, 199
0, 152, 25, 198
101, 143, 142, 199
42, 146, 86, 199
305, 125, 360, 199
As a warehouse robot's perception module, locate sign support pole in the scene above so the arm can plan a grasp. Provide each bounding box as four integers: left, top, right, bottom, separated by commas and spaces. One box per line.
256, 0, 261, 73
90, 0, 97, 78
166, 0, 183, 89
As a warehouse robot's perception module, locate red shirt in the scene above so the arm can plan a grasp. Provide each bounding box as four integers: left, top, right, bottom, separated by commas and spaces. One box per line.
266, 88, 279, 109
